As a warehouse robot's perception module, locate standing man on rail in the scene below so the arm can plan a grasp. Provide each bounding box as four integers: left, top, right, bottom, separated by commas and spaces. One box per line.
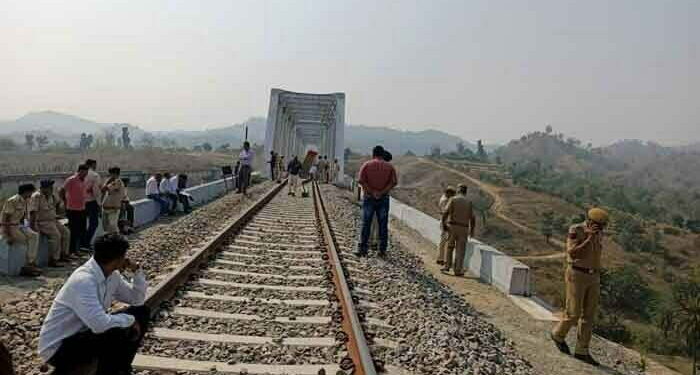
39, 234, 149, 375
238, 141, 254, 195
355, 145, 398, 258
287, 155, 302, 196
1, 183, 41, 276
317, 156, 327, 184
29, 180, 71, 267
550, 208, 608, 367
440, 184, 475, 276
83, 159, 102, 250
268, 151, 278, 181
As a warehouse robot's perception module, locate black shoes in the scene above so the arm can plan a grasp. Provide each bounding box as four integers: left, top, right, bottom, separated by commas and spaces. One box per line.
550, 333, 571, 355
574, 353, 600, 367
550, 334, 599, 367
354, 251, 368, 257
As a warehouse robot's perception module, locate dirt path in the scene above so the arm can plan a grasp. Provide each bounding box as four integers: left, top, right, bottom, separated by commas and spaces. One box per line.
422, 158, 566, 259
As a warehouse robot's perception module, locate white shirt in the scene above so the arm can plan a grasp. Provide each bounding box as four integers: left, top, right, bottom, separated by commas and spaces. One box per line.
38, 257, 147, 362
239, 149, 254, 166
145, 177, 160, 196
85, 169, 102, 203
170, 176, 179, 192
159, 178, 172, 194
439, 194, 451, 213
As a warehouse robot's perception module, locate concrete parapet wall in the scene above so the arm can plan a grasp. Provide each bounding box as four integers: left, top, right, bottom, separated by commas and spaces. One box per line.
0, 178, 236, 276
389, 197, 531, 296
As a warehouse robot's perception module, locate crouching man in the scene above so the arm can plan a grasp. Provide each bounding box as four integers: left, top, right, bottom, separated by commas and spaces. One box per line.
38, 233, 149, 375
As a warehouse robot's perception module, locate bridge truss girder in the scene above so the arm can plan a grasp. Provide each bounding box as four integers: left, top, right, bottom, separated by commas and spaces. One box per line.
264, 88, 346, 181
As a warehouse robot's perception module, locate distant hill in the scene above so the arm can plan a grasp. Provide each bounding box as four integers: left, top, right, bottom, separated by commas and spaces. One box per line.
156, 117, 267, 148
0, 111, 109, 134
495, 131, 700, 223
345, 125, 473, 155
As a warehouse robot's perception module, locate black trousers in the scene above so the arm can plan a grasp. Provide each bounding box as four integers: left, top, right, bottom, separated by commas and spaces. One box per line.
177, 193, 192, 212
83, 201, 101, 247
48, 305, 150, 375
66, 210, 86, 253
0, 340, 14, 375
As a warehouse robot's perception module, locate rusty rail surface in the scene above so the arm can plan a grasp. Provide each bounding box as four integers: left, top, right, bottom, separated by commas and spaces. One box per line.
144, 181, 287, 316
312, 181, 378, 375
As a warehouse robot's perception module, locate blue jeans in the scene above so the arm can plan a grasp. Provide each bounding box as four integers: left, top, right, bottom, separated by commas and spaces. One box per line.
83, 201, 100, 248
359, 195, 390, 254
147, 194, 170, 215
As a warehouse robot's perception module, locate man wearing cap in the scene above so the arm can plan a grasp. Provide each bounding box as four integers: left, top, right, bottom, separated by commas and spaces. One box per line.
551, 207, 609, 367
101, 168, 127, 234
437, 186, 457, 265
29, 180, 71, 267
441, 184, 475, 276
1, 184, 41, 276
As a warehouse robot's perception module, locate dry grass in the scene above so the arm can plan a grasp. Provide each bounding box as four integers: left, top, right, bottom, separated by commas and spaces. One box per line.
0, 149, 236, 175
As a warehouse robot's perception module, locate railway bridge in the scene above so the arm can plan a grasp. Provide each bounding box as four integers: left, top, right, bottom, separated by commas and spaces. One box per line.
264, 89, 346, 181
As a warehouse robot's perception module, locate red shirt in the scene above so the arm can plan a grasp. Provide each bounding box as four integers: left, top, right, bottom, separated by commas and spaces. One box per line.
63, 174, 87, 211
358, 158, 397, 196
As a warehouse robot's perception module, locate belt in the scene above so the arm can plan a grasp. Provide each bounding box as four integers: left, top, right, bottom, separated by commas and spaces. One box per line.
447, 221, 470, 227
571, 265, 598, 274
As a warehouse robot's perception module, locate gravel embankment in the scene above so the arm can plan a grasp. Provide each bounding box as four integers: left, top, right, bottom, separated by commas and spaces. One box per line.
320, 185, 535, 375
0, 182, 275, 375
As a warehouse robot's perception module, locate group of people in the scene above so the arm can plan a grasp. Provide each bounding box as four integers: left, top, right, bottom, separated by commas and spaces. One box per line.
0, 159, 196, 277
436, 184, 476, 276
309, 155, 339, 183
145, 172, 192, 216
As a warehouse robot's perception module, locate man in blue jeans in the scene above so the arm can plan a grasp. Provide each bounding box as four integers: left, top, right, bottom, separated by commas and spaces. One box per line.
355, 145, 398, 257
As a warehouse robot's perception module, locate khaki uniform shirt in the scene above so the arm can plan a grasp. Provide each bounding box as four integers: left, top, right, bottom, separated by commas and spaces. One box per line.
29, 192, 58, 222
445, 195, 473, 227
102, 178, 127, 209
566, 223, 603, 270
2, 195, 28, 225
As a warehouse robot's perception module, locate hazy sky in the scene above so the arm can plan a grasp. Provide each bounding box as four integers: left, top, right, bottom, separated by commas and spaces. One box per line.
2, 0, 698, 145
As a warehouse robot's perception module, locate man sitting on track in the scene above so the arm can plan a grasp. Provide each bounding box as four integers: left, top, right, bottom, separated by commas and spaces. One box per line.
38, 233, 149, 375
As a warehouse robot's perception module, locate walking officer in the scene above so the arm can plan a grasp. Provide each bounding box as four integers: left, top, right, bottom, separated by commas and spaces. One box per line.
440, 184, 475, 276
550, 207, 609, 367
1, 184, 41, 276
29, 180, 71, 267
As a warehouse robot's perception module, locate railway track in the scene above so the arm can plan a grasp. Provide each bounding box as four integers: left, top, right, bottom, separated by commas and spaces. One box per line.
132, 181, 395, 375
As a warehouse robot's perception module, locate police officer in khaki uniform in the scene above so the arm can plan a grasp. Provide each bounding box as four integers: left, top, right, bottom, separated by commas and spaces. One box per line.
551, 207, 608, 367
440, 184, 475, 276
437, 186, 456, 265
29, 180, 71, 267
1, 184, 41, 276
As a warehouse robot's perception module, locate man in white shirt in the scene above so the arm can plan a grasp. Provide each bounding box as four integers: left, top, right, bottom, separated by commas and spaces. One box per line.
83, 159, 102, 250
145, 173, 169, 216
237, 141, 255, 195
437, 186, 456, 265
39, 233, 149, 375
160, 172, 177, 215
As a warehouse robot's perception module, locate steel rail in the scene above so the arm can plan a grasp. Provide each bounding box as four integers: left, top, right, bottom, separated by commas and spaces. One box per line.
312, 181, 378, 375
144, 181, 287, 316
